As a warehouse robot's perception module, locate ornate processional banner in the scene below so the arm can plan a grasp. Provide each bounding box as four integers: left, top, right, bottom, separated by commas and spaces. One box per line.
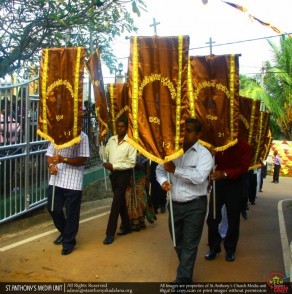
256, 110, 271, 164
85, 49, 108, 142
127, 35, 190, 163
107, 83, 129, 135
37, 47, 85, 149
238, 96, 261, 169
261, 129, 273, 162
188, 54, 240, 151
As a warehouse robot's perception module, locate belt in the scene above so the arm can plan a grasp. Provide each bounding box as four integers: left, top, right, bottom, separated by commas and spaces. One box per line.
172, 196, 206, 205
111, 169, 132, 174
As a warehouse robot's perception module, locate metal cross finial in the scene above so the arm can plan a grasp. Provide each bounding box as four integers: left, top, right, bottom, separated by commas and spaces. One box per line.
149, 18, 160, 36
206, 37, 216, 55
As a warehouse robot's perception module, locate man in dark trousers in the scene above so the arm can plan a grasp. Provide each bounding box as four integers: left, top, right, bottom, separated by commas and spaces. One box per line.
205, 139, 251, 262
156, 118, 213, 283
102, 117, 137, 245
46, 131, 90, 255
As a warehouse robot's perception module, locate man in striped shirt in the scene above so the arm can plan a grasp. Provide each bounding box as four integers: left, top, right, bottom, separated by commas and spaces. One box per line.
46, 131, 90, 255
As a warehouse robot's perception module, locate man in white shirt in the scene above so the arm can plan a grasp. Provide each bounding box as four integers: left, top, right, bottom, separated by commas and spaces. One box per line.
46, 131, 90, 255
156, 118, 213, 283
102, 117, 137, 245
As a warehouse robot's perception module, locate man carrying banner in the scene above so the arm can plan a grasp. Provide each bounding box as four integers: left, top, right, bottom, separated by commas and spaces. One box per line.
156, 118, 213, 283
205, 139, 251, 262
102, 117, 137, 245
46, 131, 90, 255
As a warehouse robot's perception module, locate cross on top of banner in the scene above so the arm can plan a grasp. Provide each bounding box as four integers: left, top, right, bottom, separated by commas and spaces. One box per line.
149, 18, 160, 36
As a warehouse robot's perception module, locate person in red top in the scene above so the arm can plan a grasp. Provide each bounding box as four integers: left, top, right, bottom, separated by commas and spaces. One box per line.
205, 139, 251, 262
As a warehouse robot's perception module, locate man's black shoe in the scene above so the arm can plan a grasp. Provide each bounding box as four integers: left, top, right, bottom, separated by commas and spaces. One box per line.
205, 249, 221, 260
225, 253, 235, 262
117, 229, 132, 236
61, 247, 74, 255
241, 211, 248, 220
53, 234, 63, 245
103, 235, 114, 244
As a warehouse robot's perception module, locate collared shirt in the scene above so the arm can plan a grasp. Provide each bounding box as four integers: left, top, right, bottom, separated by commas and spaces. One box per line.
46, 131, 90, 190
273, 155, 281, 166
104, 134, 137, 171
156, 141, 213, 202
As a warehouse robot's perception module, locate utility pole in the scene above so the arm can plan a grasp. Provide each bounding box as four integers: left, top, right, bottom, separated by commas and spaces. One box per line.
149, 18, 160, 36
206, 37, 215, 55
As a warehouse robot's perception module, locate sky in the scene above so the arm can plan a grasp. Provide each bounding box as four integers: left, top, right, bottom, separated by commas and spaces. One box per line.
103, 0, 292, 83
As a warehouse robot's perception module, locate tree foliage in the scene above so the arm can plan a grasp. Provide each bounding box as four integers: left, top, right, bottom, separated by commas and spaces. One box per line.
240, 35, 292, 140
0, 0, 146, 79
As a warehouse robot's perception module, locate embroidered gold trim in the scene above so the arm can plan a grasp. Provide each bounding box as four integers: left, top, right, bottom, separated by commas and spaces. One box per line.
254, 111, 263, 166
132, 36, 139, 141
42, 49, 49, 134
126, 137, 184, 164
73, 47, 81, 139
199, 138, 238, 152
239, 114, 249, 130
116, 105, 129, 120
187, 57, 196, 118
248, 100, 257, 145
109, 84, 116, 135
96, 107, 109, 139
139, 73, 176, 100
175, 36, 183, 151
229, 54, 235, 141
194, 81, 230, 100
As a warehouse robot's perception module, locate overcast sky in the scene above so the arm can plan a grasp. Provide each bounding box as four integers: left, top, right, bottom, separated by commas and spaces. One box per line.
103, 0, 291, 82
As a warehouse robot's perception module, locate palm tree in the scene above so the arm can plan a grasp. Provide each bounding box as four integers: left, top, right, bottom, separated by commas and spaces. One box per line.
240, 35, 292, 140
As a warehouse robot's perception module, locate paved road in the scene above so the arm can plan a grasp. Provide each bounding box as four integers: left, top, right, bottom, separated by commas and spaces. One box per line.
0, 175, 291, 290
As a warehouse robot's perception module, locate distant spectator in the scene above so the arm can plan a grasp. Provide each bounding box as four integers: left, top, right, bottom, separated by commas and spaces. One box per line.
272, 150, 281, 183
0, 101, 21, 145
0, 100, 21, 196
259, 158, 267, 192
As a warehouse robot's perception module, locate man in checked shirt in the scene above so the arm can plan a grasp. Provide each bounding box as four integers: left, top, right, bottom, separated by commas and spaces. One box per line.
46, 131, 90, 255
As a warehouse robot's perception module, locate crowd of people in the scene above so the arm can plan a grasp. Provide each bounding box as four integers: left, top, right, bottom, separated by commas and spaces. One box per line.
44, 114, 280, 283
0, 98, 22, 197
1, 92, 282, 282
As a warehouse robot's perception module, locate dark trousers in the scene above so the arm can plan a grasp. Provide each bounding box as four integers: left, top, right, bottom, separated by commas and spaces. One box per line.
106, 170, 132, 236
248, 172, 257, 203
273, 165, 280, 182
207, 178, 241, 254
150, 161, 166, 211
150, 178, 167, 211
240, 172, 249, 212
47, 186, 82, 249
169, 197, 207, 283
